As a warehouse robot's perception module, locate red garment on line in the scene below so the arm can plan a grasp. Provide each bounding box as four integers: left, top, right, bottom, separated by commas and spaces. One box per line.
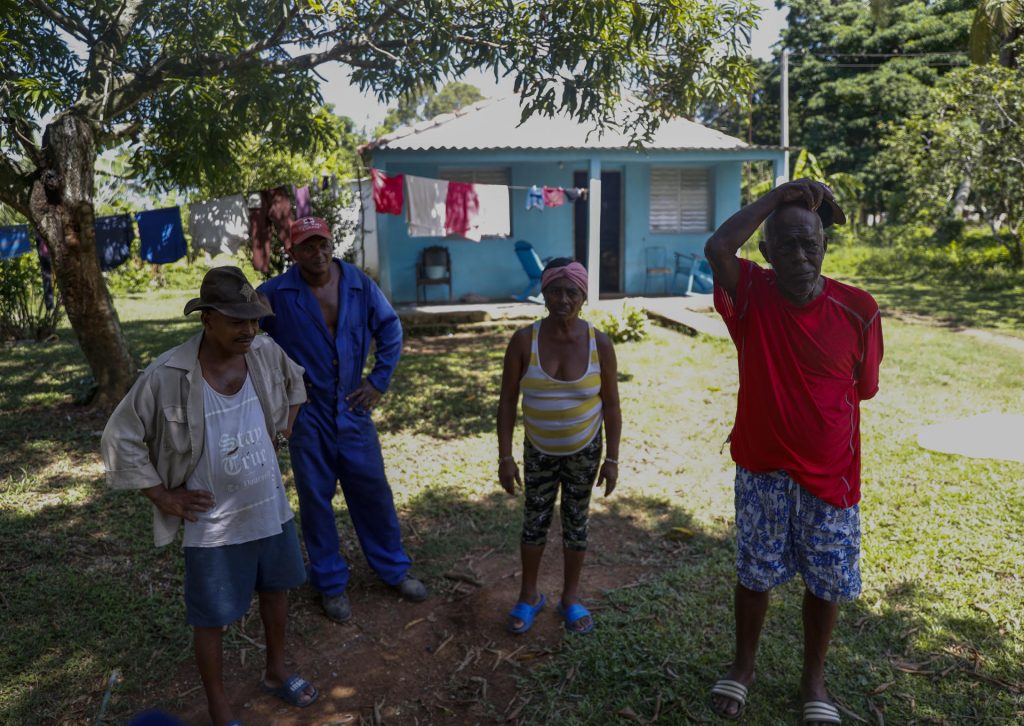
714, 259, 883, 509
249, 187, 293, 273
444, 181, 480, 239
371, 169, 404, 215
542, 187, 565, 207
293, 184, 312, 218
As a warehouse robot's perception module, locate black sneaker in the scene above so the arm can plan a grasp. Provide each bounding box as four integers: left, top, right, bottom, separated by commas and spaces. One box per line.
394, 576, 428, 602
321, 591, 352, 623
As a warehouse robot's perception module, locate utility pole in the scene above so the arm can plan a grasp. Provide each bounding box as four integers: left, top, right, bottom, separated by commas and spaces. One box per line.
780, 48, 790, 184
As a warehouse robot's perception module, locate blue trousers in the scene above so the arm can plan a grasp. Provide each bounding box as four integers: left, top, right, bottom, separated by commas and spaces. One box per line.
289, 421, 411, 596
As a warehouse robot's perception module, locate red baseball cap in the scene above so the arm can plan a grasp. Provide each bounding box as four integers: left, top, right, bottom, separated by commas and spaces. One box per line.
289, 216, 332, 249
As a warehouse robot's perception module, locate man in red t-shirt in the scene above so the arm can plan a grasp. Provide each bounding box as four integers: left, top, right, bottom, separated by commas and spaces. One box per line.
704, 180, 883, 725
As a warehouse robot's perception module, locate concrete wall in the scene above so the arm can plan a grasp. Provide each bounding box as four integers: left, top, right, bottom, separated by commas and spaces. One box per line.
373, 149, 779, 303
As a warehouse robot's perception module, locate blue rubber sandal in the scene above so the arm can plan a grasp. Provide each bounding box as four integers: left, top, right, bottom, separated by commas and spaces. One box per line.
557, 601, 595, 634
507, 594, 546, 634
261, 674, 320, 708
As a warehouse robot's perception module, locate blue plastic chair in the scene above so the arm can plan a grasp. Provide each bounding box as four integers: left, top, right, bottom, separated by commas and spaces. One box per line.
673, 252, 714, 295
644, 246, 673, 295
514, 240, 549, 302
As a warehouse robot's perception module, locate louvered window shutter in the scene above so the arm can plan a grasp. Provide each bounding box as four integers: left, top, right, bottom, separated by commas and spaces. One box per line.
649, 168, 711, 233
439, 168, 511, 186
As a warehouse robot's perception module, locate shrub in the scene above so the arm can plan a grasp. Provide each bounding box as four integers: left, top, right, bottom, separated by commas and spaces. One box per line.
588, 303, 649, 343
0, 254, 63, 341
104, 242, 261, 296
827, 224, 1024, 293
103, 253, 154, 295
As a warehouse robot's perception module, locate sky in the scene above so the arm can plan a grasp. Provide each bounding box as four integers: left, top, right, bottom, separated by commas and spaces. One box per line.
317, 0, 788, 132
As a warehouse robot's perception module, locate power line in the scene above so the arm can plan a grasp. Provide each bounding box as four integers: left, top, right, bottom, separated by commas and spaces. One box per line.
806, 51, 968, 58
829, 62, 966, 67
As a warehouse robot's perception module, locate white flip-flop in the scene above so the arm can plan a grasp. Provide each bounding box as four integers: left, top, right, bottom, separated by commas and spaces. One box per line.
803, 699, 842, 724
709, 679, 748, 720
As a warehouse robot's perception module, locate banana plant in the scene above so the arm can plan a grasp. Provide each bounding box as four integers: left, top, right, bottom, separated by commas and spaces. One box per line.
748, 149, 864, 225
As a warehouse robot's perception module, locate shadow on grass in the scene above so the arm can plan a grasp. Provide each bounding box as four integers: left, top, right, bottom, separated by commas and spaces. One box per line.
0, 316, 195, 413
121, 317, 196, 366
6, 430, 1020, 725
830, 261, 1024, 332
390, 487, 719, 582
0, 403, 109, 481
0, 487, 193, 725
376, 333, 507, 440
0, 336, 89, 411
0, 447, 726, 724
858, 274, 1024, 331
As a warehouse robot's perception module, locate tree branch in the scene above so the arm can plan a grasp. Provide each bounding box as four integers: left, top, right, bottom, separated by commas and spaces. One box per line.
0, 152, 34, 217
97, 120, 142, 147
26, 0, 93, 43
100, 36, 384, 120
79, 0, 149, 120
235, 4, 297, 60
2, 116, 45, 168
97, 0, 426, 119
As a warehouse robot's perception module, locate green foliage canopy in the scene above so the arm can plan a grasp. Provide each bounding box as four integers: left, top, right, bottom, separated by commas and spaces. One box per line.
970, 0, 1024, 65
876, 65, 1024, 266
0, 0, 765, 407
705, 0, 974, 213
2, 0, 764, 209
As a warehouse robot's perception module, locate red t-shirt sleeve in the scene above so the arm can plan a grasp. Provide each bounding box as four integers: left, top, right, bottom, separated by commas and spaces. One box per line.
713, 258, 755, 337
857, 308, 883, 400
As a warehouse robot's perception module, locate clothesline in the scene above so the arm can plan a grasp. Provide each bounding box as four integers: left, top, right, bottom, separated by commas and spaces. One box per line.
509, 183, 589, 192
0, 179, 349, 273
1, 166, 593, 271
371, 168, 589, 243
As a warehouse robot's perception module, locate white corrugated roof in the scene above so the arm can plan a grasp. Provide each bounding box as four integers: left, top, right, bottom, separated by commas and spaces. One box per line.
366, 97, 760, 152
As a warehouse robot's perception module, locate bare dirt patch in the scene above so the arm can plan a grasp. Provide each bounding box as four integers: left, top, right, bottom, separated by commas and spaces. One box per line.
162, 514, 681, 725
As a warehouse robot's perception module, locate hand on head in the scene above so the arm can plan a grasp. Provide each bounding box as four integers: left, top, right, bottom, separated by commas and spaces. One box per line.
775, 179, 834, 212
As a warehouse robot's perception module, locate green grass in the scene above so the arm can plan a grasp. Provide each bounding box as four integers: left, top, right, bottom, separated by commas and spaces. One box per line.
514, 320, 1024, 724
2, 271, 1023, 723
824, 243, 1024, 335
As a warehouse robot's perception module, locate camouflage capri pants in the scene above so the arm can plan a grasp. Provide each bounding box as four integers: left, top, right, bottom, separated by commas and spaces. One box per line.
521, 433, 602, 551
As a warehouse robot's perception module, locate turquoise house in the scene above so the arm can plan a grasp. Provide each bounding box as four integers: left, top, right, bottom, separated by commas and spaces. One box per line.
363, 98, 785, 303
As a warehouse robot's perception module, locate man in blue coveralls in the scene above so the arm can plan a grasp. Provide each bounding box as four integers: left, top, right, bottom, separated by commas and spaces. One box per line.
259, 216, 427, 623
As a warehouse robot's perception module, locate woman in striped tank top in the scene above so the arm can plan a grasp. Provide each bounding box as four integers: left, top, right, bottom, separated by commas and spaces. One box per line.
497, 258, 622, 635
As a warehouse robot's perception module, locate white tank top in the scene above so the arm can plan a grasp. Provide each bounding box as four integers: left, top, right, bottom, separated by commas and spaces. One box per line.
183, 375, 292, 548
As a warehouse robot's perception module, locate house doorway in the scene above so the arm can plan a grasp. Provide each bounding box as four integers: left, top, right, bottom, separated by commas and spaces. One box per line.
573, 170, 623, 294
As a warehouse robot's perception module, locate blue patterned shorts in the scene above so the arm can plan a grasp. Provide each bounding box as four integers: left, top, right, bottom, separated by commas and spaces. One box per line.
734, 466, 861, 602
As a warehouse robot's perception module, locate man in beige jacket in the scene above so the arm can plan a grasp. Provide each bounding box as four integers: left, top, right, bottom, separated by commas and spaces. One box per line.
102, 267, 318, 726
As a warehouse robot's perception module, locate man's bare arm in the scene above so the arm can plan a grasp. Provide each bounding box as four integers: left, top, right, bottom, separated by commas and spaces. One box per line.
704, 180, 831, 298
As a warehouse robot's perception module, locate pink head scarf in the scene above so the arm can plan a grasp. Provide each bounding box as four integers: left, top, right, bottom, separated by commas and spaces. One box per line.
540, 262, 588, 297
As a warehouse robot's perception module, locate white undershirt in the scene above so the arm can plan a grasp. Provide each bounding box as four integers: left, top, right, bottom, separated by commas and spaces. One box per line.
183, 375, 292, 548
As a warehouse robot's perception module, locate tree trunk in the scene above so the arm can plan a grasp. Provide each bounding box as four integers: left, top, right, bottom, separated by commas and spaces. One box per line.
28, 114, 137, 408
950, 176, 971, 217
1005, 232, 1024, 269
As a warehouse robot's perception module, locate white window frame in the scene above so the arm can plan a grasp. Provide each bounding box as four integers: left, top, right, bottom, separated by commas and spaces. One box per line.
649, 167, 713, 234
